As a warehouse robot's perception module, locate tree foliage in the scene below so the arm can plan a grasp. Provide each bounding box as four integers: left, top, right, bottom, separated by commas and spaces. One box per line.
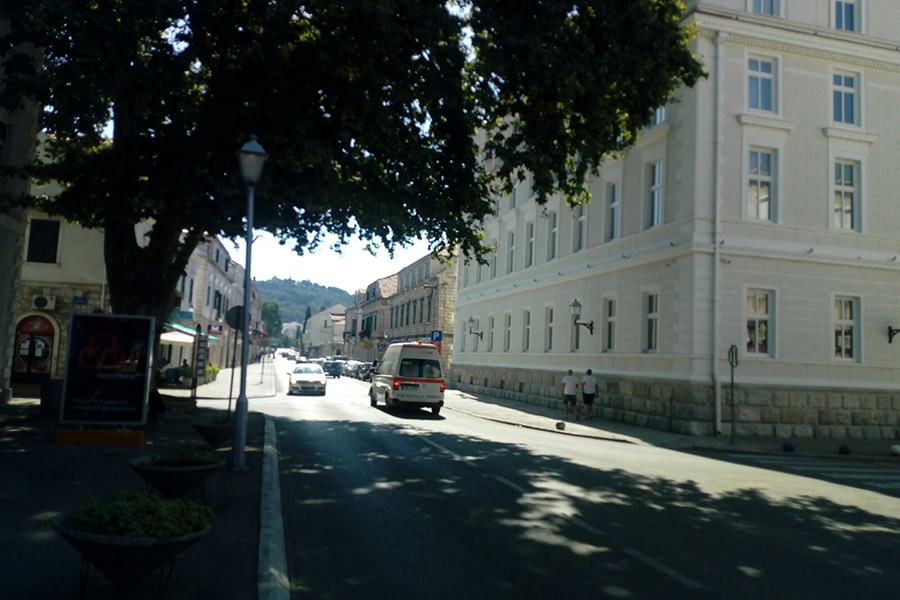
260, 300, 284, 340
256, 278, 352, 324
0, 0, 704, 329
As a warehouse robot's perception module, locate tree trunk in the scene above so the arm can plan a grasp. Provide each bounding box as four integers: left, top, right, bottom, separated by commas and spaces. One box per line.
103, 216, 203, 342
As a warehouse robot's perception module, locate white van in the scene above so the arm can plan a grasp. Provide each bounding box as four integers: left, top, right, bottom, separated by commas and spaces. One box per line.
369, 343, 445, 415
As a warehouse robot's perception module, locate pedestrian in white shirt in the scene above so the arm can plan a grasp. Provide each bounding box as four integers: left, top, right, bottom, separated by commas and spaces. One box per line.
581, 369, 598, 420
562, 369, 580, 420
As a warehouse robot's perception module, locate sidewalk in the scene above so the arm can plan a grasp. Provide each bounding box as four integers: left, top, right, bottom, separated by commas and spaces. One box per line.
444, 388, 900, 461
164, 357, 278, 402
0, 397, 265, 599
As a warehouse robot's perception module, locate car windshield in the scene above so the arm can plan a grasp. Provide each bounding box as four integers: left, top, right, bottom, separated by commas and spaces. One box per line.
398, 358, 442, 379
293, 365, 324, 374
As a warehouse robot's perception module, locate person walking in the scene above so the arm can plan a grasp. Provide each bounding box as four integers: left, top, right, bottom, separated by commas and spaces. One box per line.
582, 369, 598, 420
562, 369, 580, 421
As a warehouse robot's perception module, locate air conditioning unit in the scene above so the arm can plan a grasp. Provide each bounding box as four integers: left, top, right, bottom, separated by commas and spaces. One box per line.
31, 295, 57, 310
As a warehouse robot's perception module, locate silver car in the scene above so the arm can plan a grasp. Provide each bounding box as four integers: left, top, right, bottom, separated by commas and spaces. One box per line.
288, 364, 327, 396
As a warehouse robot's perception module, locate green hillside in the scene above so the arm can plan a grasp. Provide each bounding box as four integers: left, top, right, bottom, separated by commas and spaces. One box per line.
256, 278, 354, 323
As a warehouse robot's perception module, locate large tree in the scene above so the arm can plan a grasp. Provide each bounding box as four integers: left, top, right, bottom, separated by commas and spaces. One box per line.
0, 1, 704, 333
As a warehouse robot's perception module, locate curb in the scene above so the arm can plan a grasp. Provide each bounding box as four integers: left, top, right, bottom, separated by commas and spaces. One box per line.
258, 418, 289, 600
444, 403, 639, 446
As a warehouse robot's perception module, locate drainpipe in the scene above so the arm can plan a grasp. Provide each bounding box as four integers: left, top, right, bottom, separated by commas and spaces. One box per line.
712, 31, 727, 436
99, 263, 108, 312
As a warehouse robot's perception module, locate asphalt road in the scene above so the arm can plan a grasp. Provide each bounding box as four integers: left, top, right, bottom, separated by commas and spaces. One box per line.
256, 358, 900, 600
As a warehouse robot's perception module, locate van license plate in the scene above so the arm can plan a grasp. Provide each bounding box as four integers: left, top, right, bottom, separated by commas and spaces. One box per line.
400, 383, 419, 389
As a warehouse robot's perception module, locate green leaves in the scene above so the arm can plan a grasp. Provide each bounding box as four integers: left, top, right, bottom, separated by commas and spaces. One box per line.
2, 0, 703, 318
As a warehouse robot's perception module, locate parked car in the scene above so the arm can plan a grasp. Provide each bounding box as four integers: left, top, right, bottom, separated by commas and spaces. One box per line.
356, 362, 373, 380
288, 364, 327, 395
323, 361, 342, 378
341, 360, 362, 377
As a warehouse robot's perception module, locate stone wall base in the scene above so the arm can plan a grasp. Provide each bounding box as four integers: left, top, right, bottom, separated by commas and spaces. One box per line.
448, 365, 900, 440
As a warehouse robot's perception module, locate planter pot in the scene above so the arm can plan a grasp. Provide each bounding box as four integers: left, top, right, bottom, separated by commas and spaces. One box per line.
52, 514, 210, 592
130, 456, 225, 499
193, 423, 234, 449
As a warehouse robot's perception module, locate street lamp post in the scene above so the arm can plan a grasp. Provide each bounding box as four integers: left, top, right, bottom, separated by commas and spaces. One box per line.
233, 136, 268, 471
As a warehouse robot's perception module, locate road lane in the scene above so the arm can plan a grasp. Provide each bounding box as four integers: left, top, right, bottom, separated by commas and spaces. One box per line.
261, 360, 900, 599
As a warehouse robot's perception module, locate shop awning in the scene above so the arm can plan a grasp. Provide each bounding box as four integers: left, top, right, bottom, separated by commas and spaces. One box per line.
160, 331, 195, 346
164, 322, 221, 342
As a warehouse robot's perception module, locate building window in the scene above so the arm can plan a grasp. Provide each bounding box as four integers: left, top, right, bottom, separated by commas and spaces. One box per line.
647, 162, 663, 229
832, 71, 858, 126
573, 204, 586, 253
490, 244, 498, 279
835, 1, 859, 31
748, 149, 775, 221
525, 222, 535, 268
643, 293, 659, 352
528, 173, 538, 200
427, 297, 432, 322
507, 231, 515, 274
746, 290, 772, 355
748, 57, 776, 113
606, 181, 621, 242
544, 307, 554, 352
650, 105, 666, 126
488, 316, 495, 352
26, 219, 61, 264
420, 298, 425, 324
189, 278, 194, 304
750, 0, 778, 16
510, 185, 517, 210
206, 286, 211, 307
523, 310, 531, 352
834, 297, 858, 360
503, 314, 511, 352
603, 298, 616, 352
833, 160, 859, 231
547, 212, 558, 260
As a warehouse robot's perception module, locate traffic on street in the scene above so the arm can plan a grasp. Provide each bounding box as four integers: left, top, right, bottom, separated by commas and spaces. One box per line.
245, 355, 900, 600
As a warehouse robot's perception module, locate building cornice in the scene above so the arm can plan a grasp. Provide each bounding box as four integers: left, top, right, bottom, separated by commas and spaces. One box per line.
694, 10, 900, 73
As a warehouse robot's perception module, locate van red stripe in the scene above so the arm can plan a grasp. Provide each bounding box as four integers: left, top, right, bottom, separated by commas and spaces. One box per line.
394, 377, 444, 384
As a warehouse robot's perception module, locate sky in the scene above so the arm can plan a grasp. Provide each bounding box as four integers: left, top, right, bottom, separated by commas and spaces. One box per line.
227, 231, 432, 295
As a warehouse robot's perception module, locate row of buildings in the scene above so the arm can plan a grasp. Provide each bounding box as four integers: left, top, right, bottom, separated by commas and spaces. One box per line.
7, 2, 900, 440
340, 1, 900, 440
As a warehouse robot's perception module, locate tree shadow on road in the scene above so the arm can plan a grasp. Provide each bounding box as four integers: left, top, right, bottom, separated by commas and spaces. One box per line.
275, 417, 900, 600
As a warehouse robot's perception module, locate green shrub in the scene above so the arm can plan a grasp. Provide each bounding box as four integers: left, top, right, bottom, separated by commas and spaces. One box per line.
150, 449, 222, 467
179, 363, 192, 378
205, 363, 219, 376
63, 490, 212, 538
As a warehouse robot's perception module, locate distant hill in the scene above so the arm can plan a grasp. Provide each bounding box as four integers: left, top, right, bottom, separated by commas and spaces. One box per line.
256, 278, 354, 323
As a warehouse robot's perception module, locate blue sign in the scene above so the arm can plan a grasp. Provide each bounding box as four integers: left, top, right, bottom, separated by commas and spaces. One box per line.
72, 296, 88, 305
430, 330, 442, 342
169, 310, 193, 320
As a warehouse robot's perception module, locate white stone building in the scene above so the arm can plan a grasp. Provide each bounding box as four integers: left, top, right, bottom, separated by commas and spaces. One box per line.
453, 0, 900, 439
304, 304, 347, 358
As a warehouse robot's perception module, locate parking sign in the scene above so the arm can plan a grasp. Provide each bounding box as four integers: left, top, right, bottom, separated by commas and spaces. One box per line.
430, 330, 442, 342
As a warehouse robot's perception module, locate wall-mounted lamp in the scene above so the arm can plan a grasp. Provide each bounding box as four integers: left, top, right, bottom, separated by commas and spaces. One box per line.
889, 326, 900, 344
467, 317, 483, 340
569, 299, 594, 335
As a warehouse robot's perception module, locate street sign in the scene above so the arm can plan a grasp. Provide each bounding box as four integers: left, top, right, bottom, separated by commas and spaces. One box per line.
207, 324, 224, 335
430, 330, 442, 342
225, 306, 244, 329
72, 296, 88, 305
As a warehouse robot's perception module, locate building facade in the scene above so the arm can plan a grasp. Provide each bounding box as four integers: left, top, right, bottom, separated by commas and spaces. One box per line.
10, 206, 107, 390
304, 304, 347, 358
385, 254, 457, 374
453, 1, 900, 439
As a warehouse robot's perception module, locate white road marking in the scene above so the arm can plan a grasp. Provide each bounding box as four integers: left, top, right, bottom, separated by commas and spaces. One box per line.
421, 437, 706, 591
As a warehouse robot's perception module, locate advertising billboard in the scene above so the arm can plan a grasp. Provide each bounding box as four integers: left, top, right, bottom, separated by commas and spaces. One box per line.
60, 313, 155, 425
